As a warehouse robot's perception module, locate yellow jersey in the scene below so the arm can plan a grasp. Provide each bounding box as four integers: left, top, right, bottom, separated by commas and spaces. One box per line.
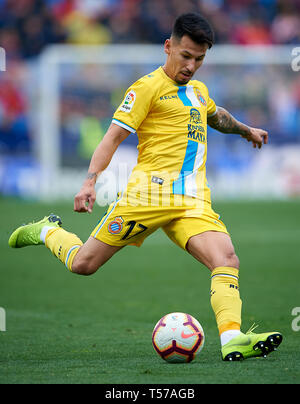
112, 66, 217, 205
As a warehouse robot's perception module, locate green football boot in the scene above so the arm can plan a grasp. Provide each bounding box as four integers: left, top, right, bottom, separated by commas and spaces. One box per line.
8, 214, 62, 248
222, 324, 283, 361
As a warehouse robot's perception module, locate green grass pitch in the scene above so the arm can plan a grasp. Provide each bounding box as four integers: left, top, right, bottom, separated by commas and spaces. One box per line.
0, 197, 300, 384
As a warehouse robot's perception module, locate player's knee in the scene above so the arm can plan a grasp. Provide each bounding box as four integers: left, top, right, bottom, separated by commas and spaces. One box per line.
224, 251, 240, 269
71, 257, 100, 276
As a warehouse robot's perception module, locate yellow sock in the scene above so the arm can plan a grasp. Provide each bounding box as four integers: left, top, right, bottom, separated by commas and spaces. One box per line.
210, 266, 242, 335
45, 228, 83, 272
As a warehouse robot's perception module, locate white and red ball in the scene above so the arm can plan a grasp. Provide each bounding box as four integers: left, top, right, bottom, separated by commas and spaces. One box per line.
152, 312, 205, 363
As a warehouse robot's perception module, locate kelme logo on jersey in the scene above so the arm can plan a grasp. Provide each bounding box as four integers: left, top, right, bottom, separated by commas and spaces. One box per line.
108, 217, 124, 234
120, 90, 136, 113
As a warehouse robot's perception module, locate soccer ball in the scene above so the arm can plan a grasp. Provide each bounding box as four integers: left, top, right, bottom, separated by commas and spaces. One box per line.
152, 312, 205, 363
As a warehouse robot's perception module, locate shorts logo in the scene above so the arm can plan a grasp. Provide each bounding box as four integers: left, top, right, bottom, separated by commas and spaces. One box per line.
151, 176, 164, 185
120, 90, 136, 113
195, 89, 207, 106
108, 217, 124, 234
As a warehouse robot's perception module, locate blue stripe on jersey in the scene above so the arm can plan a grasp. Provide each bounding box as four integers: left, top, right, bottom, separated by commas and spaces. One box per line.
177, 86, 193, 106
173, 140, 198, 194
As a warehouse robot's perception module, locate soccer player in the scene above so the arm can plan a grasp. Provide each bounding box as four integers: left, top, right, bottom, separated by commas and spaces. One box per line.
9, 13, 282, 361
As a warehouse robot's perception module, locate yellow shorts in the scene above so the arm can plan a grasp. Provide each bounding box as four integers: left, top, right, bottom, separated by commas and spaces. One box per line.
90, 192, 228, 250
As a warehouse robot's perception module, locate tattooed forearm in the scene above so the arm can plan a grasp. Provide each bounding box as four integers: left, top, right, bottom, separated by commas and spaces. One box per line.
86, 172, 98, 181
208, 107, 251, 137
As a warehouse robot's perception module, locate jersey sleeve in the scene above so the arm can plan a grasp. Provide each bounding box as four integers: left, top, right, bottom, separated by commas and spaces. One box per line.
112, 79, 154, 133
199, 81, 217, 117
207, 95, 217, 117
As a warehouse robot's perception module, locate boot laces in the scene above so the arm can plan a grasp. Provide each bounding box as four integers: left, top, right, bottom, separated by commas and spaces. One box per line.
246, 323, 259, 335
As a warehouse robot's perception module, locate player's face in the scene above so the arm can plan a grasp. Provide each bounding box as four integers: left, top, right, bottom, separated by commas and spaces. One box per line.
163, 35, 209, 85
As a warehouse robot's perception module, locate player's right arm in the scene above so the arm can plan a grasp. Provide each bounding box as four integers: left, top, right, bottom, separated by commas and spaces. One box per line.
75, 75, 155, 213
207, 106, 268, 149
74, 123, 130, 213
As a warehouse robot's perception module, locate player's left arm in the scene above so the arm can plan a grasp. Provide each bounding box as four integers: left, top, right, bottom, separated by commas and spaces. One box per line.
207, 106, 268, 149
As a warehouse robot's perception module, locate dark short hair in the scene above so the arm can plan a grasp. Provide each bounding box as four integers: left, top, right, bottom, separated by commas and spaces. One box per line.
172, 13, 214, 48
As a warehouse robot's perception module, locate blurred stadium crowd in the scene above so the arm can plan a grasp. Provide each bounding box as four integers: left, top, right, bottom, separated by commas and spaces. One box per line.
0, 0, 299, 164
1, 0, 300, 58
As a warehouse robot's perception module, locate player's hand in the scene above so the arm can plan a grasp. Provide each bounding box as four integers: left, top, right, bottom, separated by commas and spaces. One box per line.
74, 184, 96, 213
242, 128, 268, 149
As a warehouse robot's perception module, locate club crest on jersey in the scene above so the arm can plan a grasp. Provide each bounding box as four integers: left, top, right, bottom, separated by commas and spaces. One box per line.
120, 90, 136, 113
108, 217, 124, 234
195, 89, 207, 106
